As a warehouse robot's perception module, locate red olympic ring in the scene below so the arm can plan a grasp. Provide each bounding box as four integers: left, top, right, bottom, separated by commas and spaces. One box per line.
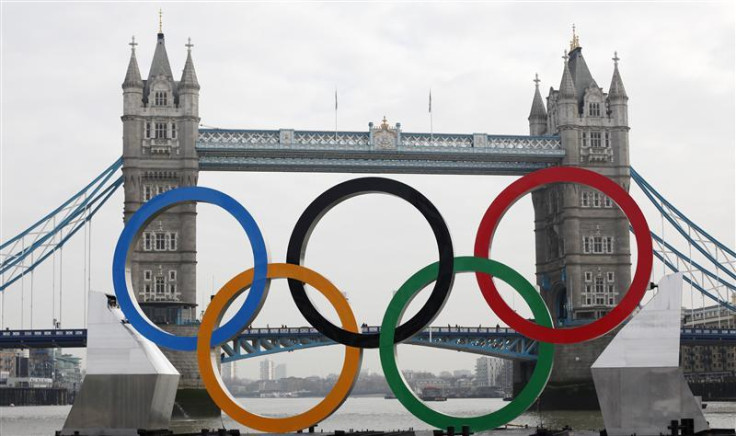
474, 166, 653, 344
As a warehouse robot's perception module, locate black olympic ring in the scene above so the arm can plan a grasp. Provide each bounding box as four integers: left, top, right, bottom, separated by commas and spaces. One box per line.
286, 177, 455, 348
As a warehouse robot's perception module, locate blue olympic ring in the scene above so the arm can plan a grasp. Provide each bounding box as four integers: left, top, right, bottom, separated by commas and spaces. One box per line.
112, 187, 269, 351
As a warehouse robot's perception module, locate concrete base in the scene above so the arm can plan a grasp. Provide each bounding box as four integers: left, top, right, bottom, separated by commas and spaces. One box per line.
61, 292, 180, 436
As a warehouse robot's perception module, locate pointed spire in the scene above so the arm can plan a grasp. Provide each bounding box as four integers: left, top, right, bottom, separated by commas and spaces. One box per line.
608, 51, 628, 99
529, 73, 547, 119
559, 50, 576, 100
123, 36, 143, 89
180, 37, 200, 90
148, 30, 173, 81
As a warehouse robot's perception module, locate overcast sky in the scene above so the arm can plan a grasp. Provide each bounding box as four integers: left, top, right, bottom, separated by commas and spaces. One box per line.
1, 2, 734, 379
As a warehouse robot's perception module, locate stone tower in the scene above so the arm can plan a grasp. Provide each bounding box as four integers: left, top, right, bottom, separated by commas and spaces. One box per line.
122, 30, 216, 416
523, 30, 632, 409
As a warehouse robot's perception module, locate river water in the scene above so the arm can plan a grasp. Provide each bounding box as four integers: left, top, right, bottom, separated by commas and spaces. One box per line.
1, 397, 735, 436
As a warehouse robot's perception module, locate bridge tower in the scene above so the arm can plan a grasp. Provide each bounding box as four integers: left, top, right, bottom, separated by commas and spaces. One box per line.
121, 29, 215, 416
525, 29, 632, 408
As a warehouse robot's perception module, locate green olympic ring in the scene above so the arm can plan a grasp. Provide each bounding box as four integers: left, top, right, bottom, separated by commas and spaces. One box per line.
379, 256, 555, 432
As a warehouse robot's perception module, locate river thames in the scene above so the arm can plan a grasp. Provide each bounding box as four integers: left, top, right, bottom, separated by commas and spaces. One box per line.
1, 397, 735, 435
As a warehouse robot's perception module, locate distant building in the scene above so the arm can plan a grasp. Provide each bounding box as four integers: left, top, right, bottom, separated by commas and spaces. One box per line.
474, 357, 505, 387
682, 296, 736, 329
221, 362, 236, 381
453, 369, 472, 378
275, 363, 287, 380
55, 353, 82, 392
260, 359, 275, 381
0, 350, 18, 377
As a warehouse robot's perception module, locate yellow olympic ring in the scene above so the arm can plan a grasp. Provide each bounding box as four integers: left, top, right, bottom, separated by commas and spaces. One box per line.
196, 263, 363, 433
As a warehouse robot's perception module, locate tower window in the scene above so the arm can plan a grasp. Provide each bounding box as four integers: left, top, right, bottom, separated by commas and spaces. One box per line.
169, 270, 177, 281
605, 237, 614, 254
604, 196, 613, 208
169, 284, 177, 295
171, 122, 177, 139
155, 277, 165, 294
144, 284, 152, 294
583, 237, 591, 254
143, 233, 152, 251
595, 276, 604, 294
145, 122, 151, 138
154, 91, 168, 106
584, 271, 593, 282
168, 233, 177, 251
155, 233, 166, 251
589, 102, 601, 117
593, 192, 601, 207
581, 192, 589, 207
593, 236, 603, 253
607, 272, 615, 282
590, 132, 602, 147
144, 270, 152, 281
155, 123, 167, 139
605, 131, 610, 147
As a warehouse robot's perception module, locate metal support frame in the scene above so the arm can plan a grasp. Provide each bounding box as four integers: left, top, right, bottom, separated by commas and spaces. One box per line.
0, 159, 123, 291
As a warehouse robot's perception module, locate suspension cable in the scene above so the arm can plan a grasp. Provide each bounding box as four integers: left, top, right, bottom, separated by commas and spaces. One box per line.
83, 196, 88, 327
52, 216, 57, 328
21, 238, 25, 329
59, 244, 63, 329
30, 251, 34, 329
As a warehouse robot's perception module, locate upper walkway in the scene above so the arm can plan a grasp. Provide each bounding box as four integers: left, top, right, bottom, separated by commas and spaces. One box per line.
196, 128, 564, 175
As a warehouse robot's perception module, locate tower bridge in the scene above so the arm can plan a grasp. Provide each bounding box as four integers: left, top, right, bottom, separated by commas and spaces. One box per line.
1, 26, 735, 413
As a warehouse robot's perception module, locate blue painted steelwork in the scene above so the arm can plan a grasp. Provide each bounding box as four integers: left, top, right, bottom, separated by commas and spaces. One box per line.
0, 329, 87, 348
219, 326, 736, 362
220, 325, 538, 362
0, 159, 123, 291
629, 167, 736, 313
631, 168, 736, 281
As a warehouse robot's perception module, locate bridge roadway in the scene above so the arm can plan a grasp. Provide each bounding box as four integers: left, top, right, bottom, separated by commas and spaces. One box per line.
2, 326, 735, 362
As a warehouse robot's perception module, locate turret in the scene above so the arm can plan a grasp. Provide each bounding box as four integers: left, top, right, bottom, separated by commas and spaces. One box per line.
557, 50, 578, 126
528, 74, 548, 135
178, 38, 200, 117
122, 36, 143, 115
607, 52, 628, 126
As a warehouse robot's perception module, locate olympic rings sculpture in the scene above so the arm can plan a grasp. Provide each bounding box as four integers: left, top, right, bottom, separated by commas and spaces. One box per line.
112, 166, 653, 433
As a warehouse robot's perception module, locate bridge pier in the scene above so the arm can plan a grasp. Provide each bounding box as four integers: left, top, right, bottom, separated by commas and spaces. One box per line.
159, 325, 220, 419
516, 330, 617, 410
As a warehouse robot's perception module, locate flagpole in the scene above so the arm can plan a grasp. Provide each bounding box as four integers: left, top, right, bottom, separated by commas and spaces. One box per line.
334, 89, 338, 141
429, 89, 433, 145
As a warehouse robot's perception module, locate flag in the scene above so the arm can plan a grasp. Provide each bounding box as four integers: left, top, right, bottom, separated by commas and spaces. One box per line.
335, 89, 338, 111
428, 89, 432, 113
